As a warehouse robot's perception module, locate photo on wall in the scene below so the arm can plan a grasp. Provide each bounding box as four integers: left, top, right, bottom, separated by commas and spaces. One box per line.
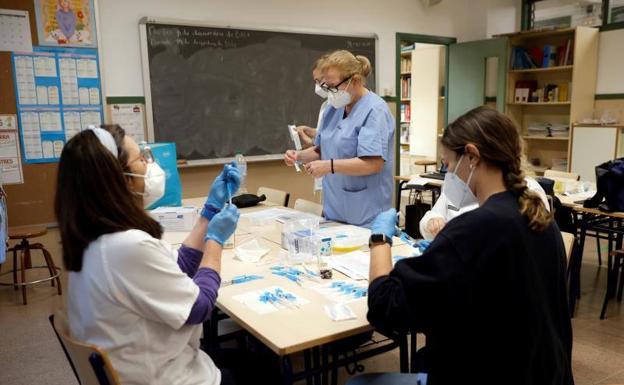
34, 0, 97, 48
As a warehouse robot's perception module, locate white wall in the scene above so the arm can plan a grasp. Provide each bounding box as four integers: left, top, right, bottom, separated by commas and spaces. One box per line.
96, 0, 501, 99
596, 29, 624, 94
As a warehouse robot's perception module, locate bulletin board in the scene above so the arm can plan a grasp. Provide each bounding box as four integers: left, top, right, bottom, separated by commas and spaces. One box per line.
1, 0, 60, 227
12, 46, 103, 163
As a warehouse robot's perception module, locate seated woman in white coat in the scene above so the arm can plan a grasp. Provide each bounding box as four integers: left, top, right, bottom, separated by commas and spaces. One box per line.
420, 169, 550, 240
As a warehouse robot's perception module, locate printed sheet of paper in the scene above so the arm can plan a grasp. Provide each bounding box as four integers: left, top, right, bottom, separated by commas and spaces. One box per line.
0, 9, 32, 52
0, 114, 24, 184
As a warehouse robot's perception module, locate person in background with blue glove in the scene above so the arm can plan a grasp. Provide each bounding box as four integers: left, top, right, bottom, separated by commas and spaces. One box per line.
365, 107, 572, 385
55, 124, 246, 385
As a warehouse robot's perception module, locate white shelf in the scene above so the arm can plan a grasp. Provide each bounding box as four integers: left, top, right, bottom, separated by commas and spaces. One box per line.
510, 65, 573, 73
508, 102, 570, 106
522, 135, 569, 141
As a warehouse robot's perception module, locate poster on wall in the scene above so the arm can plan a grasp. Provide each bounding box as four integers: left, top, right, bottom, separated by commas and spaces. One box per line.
12, 47, 103, 164
34, 0, 97, 48
0, 115, 24, 185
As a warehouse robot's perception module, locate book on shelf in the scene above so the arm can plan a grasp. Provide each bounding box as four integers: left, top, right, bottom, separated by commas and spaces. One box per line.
511, 40, 574, 70
400, 56, 412, 73
400, 104, 411, 123
514, 80, 570, 103
401, 77, 412, 99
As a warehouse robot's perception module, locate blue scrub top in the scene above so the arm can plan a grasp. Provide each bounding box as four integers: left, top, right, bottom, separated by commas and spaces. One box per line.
315, 91, 395, 228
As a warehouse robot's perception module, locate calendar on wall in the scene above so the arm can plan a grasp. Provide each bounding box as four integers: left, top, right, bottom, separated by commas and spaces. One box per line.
0, 9, 33, 52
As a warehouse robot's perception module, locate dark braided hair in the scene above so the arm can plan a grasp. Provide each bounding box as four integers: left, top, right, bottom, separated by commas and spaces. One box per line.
441, 106, 552, 232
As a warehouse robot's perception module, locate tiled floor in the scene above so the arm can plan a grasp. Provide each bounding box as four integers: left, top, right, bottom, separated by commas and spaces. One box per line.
0, 228, 622, 384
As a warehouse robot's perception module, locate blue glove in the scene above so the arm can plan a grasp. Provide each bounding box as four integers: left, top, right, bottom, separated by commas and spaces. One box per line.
205, 204, 240, 245
371, 208, 400, 244
417, 240, 432, 253
202, 162, 241, 219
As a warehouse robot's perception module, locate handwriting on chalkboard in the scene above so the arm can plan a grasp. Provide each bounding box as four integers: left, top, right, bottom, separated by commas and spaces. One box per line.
346, 40, 373, 49
149, 25, 252, 50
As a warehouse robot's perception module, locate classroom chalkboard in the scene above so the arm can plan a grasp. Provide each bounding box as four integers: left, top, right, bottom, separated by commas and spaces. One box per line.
140, 19, 376, 163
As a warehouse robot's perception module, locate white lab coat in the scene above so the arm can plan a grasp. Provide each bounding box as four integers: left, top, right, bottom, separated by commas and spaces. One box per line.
419, 177, 550, 240
68, 229, 220, 385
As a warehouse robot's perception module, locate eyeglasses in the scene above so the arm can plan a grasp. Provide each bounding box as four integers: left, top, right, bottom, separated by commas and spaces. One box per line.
138, 142, 155, 163
319, 75, 352, 94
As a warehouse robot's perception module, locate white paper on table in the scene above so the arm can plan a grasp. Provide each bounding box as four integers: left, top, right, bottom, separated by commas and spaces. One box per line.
0, 9, 32, 52
233, 286, 309, 315
329, 250, 370, 281
234, 239, 271, 263
241, 207, 296, 221
324, 303, 357, 321
406, 177, 432, 187
312, 280, 367, 304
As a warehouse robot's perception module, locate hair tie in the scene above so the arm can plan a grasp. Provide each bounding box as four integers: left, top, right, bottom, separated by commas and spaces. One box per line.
87, 126, 118, 158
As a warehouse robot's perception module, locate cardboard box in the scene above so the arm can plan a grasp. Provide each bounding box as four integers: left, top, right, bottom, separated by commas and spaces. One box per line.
149, 206, 200, 232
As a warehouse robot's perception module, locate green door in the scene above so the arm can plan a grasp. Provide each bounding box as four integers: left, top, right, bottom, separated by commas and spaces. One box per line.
447, 37, 508, 123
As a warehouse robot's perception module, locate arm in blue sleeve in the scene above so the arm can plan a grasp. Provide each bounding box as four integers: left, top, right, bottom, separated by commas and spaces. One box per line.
185, 267, 221, 325
177, 245, 203, 278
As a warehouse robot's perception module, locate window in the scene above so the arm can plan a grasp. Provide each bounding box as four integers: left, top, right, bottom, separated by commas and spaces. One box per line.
523, 0, 624, 30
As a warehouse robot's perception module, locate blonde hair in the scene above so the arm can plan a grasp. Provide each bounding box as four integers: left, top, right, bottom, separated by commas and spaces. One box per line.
322, 50, 372, 84
312, 53, 329, 72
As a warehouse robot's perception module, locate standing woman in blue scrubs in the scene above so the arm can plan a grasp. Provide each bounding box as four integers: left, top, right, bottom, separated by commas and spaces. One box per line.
284, 50, 395, 228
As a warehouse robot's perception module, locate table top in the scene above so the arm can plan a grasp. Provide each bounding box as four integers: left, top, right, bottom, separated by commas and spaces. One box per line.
394, 175, 443, 188
162, 198, 412, 356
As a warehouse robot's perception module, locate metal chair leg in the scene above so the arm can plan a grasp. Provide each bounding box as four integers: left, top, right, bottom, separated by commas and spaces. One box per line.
596, 236, 602, 266
19, 248, 27, 305
617, 255, 624, 302
11, 247, 18, 291
600, 253, 616, 319
40, 246, 62, 295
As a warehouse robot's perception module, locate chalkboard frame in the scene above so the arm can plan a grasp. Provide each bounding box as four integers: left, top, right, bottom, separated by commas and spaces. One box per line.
138, 17, 378, 166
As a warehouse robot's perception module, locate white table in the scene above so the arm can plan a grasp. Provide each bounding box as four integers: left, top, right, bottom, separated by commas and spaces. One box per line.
164, 198, 412, 383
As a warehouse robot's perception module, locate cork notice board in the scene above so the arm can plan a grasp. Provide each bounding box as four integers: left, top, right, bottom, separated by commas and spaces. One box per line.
1, 0, 58, 227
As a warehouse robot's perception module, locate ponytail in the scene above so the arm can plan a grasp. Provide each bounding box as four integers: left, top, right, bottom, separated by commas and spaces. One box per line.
503, 165, 552, 232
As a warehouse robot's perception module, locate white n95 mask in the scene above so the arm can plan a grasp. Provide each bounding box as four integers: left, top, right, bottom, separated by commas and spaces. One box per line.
442, 155, 478, 209
327, 79, 352, 109
125, 162, 166, 208
315, 84, 328, 99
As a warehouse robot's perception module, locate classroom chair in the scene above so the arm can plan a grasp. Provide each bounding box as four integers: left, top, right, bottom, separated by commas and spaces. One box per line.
49, 310, 121, 385
561, 232, 575, 264
257, 186, 290, 207
413, 157, 437, 173
293, 198, 323, 216
1, 226, 61, 305
600, 250, 624, 319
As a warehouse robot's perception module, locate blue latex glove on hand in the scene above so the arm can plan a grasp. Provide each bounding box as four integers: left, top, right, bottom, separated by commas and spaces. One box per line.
417, 240, 432, 253
202, 162, 241, 219
205, 204, 240, 246
371, 208, 400, 243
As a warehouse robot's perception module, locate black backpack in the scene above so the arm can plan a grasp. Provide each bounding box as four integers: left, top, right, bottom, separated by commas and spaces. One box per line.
583, 158, 624, 212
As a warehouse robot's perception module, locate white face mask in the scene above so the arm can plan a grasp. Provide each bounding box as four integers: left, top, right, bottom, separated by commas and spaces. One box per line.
315, 84, 328, 99
125, 162, 166, 209
327, 79, 352, 109
442, 155, 478, 209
